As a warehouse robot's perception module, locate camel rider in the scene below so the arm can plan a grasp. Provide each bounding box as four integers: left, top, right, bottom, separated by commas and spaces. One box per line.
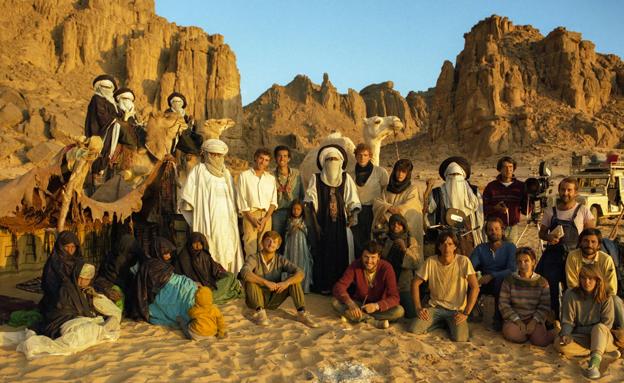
85, 74, 119, 175
113, 88, 145, 151
165, 92, 203, 156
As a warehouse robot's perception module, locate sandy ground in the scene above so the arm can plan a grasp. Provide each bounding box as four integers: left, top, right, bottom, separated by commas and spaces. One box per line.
1, 156, 624, 382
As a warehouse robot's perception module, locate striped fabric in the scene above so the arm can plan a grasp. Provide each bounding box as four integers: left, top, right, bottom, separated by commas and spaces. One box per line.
499, 272, 551, 323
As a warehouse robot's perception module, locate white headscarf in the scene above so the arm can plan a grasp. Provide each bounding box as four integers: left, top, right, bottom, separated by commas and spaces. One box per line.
79, 263, 96, 279
93, 80, 117, 111
116, 92, 135, 121
170, 96, 185, 117
442, 162, 479, 216
319, 147, 344, 187
201, 139, 228, 177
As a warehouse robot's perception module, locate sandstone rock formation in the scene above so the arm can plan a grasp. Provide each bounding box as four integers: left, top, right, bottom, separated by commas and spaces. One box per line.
0, 0, 244, 179
427, 15, 624, 158
242, 74, 423, 162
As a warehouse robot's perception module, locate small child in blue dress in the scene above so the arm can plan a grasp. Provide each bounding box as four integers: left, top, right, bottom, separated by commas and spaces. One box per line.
283, 200, 313, 293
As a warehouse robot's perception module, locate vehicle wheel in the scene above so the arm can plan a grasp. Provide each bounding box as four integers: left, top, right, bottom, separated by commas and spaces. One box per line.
590, 205, 601, 225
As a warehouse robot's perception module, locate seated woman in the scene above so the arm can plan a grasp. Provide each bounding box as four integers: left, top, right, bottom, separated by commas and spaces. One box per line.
555, 265, 619, 380
499, 247, 553, 346
39, 231, 84, 318
133, 237, 199, 327
379, 214, 422, 318
175, 232, 243, 305
2, 263, 122, 359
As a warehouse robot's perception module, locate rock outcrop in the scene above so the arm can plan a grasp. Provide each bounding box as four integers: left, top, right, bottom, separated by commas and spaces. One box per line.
242, 74, 367, 160
243, 75, 424, 162
427, 15, 624, 158
0, 0, 244, 176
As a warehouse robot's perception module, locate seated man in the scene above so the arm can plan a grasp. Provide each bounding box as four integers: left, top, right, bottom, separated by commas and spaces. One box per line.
470, 217, 517, 329
409, 231, 480, 342
239, 231, 318, 328
332, 240, 405, 329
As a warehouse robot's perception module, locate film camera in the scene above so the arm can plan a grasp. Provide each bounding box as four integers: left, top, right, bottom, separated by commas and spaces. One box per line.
525, 161, 553, 223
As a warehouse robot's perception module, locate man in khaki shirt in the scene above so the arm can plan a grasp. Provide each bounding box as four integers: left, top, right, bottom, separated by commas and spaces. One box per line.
565, 228, 623, 333
239, 231, 317, 328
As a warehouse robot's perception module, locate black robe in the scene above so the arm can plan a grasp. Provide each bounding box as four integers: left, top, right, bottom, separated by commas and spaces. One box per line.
39, 231, 84, 316
174, 232, 226, 289
131, 237, 176, 322
164, 108, 204, 155
94, 234, 143, 294
42, 265, 96, 339
312, 173, 350, 293
85, 95, 118, 172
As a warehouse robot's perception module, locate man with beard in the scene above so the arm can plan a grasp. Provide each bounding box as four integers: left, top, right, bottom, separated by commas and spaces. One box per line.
565, 228, 624, 340
165, 92, 203, 155
305, 145, 361, 294
426, 157, 484, 255
237, 148, 278, 257
179, 139, 244, 273
470, 217, 517, 330
537, 177, 594, 319
84, 74, 120, 176
352, 143, 389, 258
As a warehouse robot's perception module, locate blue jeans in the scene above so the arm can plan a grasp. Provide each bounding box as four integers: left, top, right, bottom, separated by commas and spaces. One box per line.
408, 307, 470, 342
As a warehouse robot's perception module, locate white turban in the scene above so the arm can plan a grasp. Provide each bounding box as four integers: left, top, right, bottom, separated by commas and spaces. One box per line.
442, 161, 479, 216
94, 80, 117, 109
201, 139, 228, 155
116, 92, 135, 120
79, 263, 96, 279
170, 96, 185, 117
319, 147, 344, 187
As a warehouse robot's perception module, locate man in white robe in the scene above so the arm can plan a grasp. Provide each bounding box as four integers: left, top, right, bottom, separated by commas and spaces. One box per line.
179, 139, 244, 273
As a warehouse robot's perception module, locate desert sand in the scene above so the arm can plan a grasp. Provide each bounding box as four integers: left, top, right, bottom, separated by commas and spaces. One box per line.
1, 160, 623, 382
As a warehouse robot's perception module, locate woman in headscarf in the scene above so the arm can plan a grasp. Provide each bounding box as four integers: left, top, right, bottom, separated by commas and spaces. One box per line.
379, 213, 423, 318
373, 159, 424, 256
304, 144, 361, 294
175, 232, 243, 305
132, 237, 199, 327
39, 231, 84, 316
2, 263, 122, 359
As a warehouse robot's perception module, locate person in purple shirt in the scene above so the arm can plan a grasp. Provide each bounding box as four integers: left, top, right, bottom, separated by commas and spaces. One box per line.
470, 217, 517, 330
332, 240, 404, 329
482, 156, 528, 244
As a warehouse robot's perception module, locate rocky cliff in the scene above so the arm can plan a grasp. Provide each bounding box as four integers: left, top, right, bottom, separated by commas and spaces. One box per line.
242, 74, 424, 160
427, 15, 624, 158
0, 0, 243, 177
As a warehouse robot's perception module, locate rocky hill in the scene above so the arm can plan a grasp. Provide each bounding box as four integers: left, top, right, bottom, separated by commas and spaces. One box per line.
0, 0, 243, 178
427, 15, 624, 158
242, 74, 426, 158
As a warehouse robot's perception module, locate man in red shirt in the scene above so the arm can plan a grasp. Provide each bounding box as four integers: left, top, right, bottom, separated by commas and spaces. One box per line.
332, 240, 404, 329
483, 156, 528, 244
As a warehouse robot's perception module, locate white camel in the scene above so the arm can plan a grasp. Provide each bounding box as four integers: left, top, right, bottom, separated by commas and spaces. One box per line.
299, 116, 404, 187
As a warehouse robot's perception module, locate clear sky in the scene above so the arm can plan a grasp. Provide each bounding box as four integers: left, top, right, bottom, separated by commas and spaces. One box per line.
156, 0, 623, 106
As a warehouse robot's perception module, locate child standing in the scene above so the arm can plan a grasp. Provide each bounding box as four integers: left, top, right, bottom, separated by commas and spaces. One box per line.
283, 200, 313, 293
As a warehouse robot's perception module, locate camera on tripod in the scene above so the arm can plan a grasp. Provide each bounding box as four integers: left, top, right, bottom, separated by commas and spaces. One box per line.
525, 161, 553, 223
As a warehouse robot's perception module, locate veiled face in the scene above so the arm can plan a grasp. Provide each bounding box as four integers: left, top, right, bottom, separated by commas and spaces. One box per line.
192, 241, 203, 251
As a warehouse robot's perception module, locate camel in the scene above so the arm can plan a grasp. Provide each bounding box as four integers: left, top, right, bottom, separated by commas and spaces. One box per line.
90, 111, 187, 202
299, 116, 404, 187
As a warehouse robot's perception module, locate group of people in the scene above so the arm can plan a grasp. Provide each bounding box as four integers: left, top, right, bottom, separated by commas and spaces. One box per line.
4, 75, 624, 378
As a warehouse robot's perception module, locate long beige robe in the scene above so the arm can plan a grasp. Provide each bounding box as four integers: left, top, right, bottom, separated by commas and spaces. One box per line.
372, 183, 423, 256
